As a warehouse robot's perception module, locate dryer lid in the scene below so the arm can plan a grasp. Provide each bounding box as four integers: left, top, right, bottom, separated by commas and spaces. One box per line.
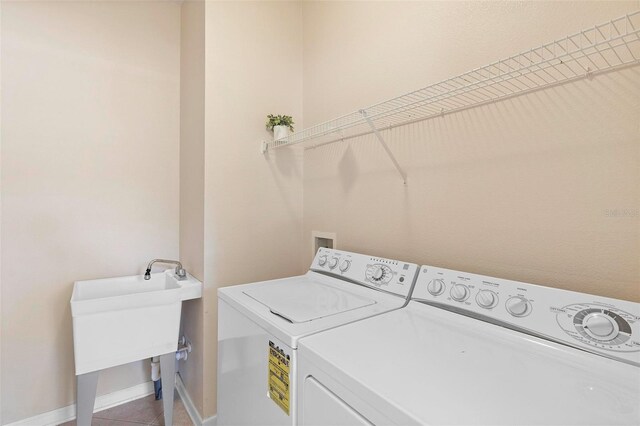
243, 278, 377, 323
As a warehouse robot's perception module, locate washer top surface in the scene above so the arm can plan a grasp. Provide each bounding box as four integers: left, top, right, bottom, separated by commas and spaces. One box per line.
298, 301, 640, 425
218, 248, 419, 348
243, 278, 376, 323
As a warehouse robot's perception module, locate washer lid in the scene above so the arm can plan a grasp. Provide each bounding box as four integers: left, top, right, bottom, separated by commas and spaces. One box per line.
243, 279, 377, 323
298, 302, 640, 425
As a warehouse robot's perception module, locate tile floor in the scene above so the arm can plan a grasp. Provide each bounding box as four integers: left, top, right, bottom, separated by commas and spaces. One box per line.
59, 391, 192, 426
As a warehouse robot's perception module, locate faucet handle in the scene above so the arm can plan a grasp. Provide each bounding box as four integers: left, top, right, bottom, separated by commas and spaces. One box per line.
175, 266, 187, 279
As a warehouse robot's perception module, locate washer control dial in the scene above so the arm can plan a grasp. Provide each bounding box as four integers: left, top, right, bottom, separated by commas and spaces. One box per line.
556, 305, 635, 350
339, 260, 351, 273
583, 313, 617, 340
476, 290, 498, 309
365, 264, 393, 285
450, 284, 470, 302
506, 296, 532, 317
318, 255, 328, 266
328, 257, 339, 270
427, 279, 446, 296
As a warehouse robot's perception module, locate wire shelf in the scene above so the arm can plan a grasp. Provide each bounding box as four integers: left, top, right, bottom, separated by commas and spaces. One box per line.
264, 11, 640, 152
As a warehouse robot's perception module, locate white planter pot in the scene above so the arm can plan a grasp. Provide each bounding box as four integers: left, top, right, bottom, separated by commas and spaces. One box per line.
273, 125, 290, 141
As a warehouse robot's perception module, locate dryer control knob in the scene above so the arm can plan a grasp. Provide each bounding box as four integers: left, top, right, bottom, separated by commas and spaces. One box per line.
371, 267, 384, 281
583, 313, 617, 340
506, 296, 531, 317
450, 284, 470, 302
427, 279, 445, 296
318, 255, 328, 266
328, 257, 339, 269
476, 290, 498, 309
339, 260, 351, 272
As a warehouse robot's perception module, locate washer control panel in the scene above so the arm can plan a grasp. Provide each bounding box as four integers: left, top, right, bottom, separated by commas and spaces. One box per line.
311, 248, 418, 298
413, 266, 640, 365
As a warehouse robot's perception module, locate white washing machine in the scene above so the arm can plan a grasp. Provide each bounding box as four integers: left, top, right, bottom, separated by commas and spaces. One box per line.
297, 265, 640, 425
217, 248, 419, 425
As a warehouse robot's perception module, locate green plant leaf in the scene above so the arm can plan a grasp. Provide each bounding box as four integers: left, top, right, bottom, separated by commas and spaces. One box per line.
266, 114, 295, 132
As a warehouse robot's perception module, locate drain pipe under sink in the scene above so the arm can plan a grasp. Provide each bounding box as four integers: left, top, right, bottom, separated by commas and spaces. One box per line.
150, 337, 192, 400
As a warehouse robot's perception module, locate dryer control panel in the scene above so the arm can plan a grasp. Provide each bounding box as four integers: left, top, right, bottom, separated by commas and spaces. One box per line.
311, 248, 418, 299
413, 266, 640, 366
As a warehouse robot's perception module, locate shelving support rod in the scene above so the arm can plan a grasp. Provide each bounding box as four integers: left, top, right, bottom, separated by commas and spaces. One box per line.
360, 110, 407, 185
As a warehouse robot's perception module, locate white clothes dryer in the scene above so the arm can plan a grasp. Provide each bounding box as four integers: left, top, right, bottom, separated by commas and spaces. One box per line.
297, 265, 640, 425
217, 248, 419, 425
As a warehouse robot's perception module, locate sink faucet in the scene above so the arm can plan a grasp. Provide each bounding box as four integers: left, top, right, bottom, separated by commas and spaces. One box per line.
145, 259, 187, 281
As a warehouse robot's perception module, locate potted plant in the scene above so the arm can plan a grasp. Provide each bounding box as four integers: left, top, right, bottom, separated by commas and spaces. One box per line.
266, 114, 294, 141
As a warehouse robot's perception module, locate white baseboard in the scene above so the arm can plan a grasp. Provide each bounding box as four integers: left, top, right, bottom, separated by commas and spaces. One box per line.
203, 415, 217, 426
5, 381, 154, 426
175, 374, 216, 426
6, 376, 216, 426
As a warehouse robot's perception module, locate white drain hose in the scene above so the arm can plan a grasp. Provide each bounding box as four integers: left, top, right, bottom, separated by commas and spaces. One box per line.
151, 356, 161, 382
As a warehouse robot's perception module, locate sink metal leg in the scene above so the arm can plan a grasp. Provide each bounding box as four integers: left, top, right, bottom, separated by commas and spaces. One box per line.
76, 371, 99, 426
160, 352, 176, 426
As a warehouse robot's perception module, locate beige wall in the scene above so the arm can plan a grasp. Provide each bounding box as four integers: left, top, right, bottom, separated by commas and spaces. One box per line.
1, 1, 638, 423
0, 1, 181, 423
302, 1, 640, 302
0, 1, 3, 423
201, 1, 304, 417
179, 0, 206, 417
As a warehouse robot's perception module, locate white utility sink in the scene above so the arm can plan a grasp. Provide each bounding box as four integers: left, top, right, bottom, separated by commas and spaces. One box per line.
71, 270, 202, 375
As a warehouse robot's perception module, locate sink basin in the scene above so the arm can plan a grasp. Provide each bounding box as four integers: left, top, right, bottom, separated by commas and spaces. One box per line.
71, 270, 202, 375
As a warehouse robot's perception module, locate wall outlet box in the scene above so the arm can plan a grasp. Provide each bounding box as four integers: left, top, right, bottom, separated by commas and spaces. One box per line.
312, 231, 337, 257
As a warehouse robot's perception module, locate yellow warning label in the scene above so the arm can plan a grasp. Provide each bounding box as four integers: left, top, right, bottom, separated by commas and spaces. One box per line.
268, 340, 290, 415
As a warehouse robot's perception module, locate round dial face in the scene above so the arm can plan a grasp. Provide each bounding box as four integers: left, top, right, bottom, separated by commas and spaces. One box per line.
427, 279, 445, 296
476, 290, 498, 309
450, 284, 469, 302
328, 257, 339, 269
506, 296, 531, 317
582, 312, 617, 340
365, 264, 393, 286
556, 303, 638, 352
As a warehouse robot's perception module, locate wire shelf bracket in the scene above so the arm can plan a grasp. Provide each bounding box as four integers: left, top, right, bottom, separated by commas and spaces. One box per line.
261, 11, 640, 179
360, 109, 407, 184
